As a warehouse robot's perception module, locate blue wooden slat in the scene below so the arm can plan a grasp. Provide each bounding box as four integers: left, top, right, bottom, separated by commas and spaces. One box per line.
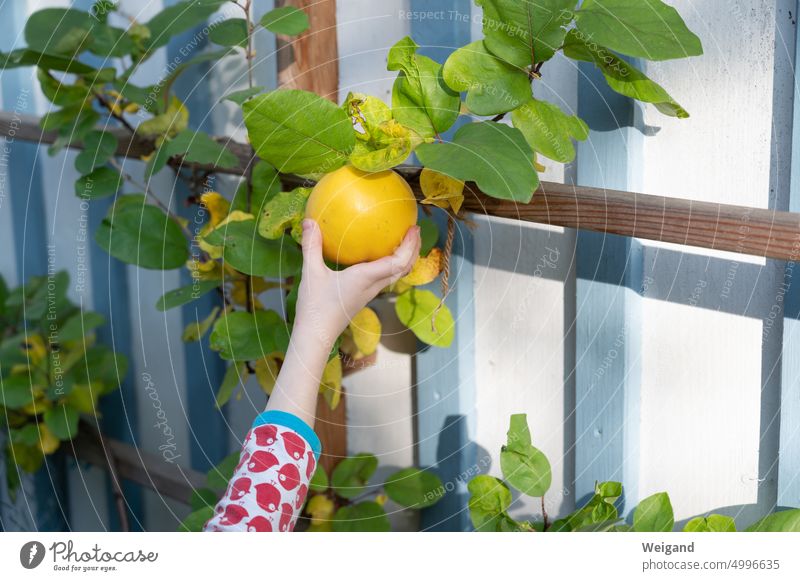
574, 61, 643, 513
411, 0, 476, 532
778, 0, 800, 508
0, 0, 68, 532
166, 14, 228, 473
88, 200, 145, 531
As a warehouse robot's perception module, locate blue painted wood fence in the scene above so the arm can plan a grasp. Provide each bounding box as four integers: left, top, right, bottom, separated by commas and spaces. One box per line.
1, 0, 799, 533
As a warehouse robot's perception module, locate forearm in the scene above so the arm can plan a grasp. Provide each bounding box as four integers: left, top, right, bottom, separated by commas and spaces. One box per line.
264, 317, 336, 427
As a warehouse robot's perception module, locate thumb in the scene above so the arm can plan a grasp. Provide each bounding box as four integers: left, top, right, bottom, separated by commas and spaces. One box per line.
301, 219, 326, 273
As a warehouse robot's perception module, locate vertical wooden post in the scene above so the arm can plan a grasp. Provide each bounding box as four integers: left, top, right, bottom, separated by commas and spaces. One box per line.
574, 62, 644, 513
778, 0, 800, 510
276, 0, 339, 102
275, 0, 345, 472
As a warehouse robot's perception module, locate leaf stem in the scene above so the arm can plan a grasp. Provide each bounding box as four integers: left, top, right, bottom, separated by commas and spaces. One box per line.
541, 495, 549, 531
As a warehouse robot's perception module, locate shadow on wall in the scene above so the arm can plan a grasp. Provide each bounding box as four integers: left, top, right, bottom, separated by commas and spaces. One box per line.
418, 414, 491, 532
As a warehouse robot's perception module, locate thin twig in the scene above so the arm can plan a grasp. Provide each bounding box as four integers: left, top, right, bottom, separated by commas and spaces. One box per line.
107, 158, 194, 240
541, 496, 549, 531
83, 420, 130, 532
95, 93, 136, 133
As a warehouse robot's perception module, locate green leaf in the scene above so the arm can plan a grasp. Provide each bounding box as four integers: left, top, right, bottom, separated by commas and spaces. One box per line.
145, 0, 227, 51
633, 492, 674, 532
190, 488, 219, 512
71, 346, 128, 392
44, 404, 80, 440
683, 514, 736, 532
332, 501, 391, 532
0, 49, 97, 75
243, 89, 355, 175
550, 483, 621, 531
75, 131, 119, 175
746, 509, 800, 532
467, 475, 513, 531
74, 167, 122, 200
500, 413, 552, 497
387, 37, 460, 138
37, 69, 92, 107
209, 18, 249, 47
24, 8, 133, 58
309, 465, 329, 493
209, 310, 290, 361
477, 0, 576, 68
260, 6, 310, 36
204, 219, 302, 277
57, 311, 105, 342
443, 41, 531, 116
331, 453, 378, 499
416, 121, 538, 202
94, 199, 188, 270
231, 161, 282, 214
575, 0, 702, 61
563, 29, 689, 118
384, 468, 443, 509
344, 92, 416, 172
1, 375, 36, 410
419, 217, 439, 256
178, 507, 214, 532
511, 98, 588, 164
216, 362, 247, 408
147, 129, 239, 178
595, 481, 623, 503
145, 49, 234, 112
395, 288, 455, 348
258, 187, 311, 242
206, 451, 240, 490
223, 86, 265, 105
156, 280, 220, 312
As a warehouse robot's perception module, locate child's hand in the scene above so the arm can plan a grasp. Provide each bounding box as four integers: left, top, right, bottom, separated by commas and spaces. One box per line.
295, 218, 421, 347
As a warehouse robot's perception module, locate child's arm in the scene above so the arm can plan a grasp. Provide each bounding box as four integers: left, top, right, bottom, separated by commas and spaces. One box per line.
203, 219, 421, 532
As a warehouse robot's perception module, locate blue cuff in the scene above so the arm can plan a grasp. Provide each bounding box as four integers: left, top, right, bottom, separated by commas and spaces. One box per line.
251, 410, 322, 461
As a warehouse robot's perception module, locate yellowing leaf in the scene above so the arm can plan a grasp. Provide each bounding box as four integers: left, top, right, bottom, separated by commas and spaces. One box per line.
255, 353, 283, 395
186, 258, 223, 281
400, 247, 443, 286
23, 335, 47, 365
199, 210, 254, 259
306, 494, 335, 525
137, 96, 188, 141
419, 167, 465, 213
182, 307, 220, 342
319, 355, 342, 410
39, 424, 60, 454
348, 307, 381, 356
257, 187, 311, 241
200, 192, 231, 228
66, 384, 98, 414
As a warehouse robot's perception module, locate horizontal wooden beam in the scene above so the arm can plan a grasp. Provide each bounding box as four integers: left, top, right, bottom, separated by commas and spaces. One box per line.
2, 110, 799, 261
70, 429, 206, 505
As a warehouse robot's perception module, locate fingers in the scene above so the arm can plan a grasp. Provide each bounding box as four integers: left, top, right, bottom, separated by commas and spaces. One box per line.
359, 225, 421, 284
300, 219, 326, 274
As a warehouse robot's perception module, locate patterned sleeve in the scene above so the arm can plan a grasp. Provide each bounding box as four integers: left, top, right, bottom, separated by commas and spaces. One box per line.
203, 410, 322, 532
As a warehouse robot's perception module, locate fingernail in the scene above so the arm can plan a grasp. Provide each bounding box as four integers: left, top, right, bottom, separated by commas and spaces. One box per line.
302, 219, 312, 231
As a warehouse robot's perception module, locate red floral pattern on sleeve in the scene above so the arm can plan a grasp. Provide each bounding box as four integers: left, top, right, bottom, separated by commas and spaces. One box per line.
203, 424, 316, 532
